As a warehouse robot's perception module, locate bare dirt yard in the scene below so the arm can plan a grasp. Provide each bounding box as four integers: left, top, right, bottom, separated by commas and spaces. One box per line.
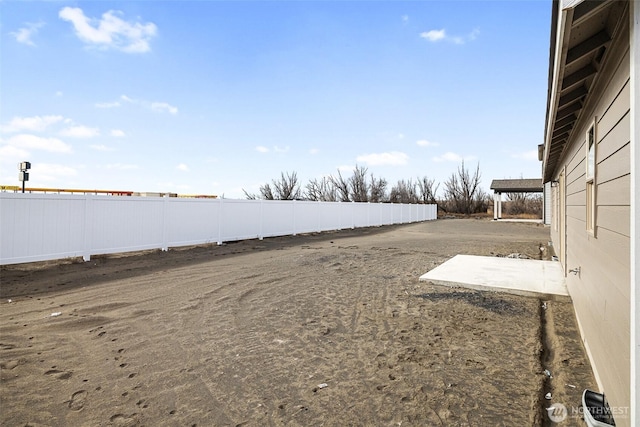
1, 219, 596, 426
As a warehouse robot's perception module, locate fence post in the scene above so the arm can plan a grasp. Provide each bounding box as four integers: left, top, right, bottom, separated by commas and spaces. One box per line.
259, 199, 264, 240
217, 197, 224, 245
82, 195, 93, 262
292, 200, 296, 236
161, 196, 169, 251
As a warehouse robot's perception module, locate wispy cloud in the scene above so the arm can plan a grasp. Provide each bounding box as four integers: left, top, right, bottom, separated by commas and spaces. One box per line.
1, 115, 64, 133
151, 102, 178, 115
511, 150, 538, 161
176, 163, 189, 172
95, 101, 121, 108
255, 146, 269, 153
105, 163, 138, 170
309, 148, 319, 155
401, 15, 409, 23
4, 134, 72, 153
274, 146, 289, 153
356, 151, 409, 166
97, 95, 177, 115
432, 151, 475, 163
416, 139, 439, 147
58, 7, 157, 53
60, 125, 99, 138
32, 163, 78, 182
110, 129, 126, 137
10, 22, 45, 47
90, 144, 114, 152
420, 28, 480, 45
420, 29, 446, 42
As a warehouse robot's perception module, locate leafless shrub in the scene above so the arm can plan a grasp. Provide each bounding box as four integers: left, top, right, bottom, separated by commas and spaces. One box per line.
244, 171, 301, 200
389, 179, 418, 204
417, 176, 439, 204
305, 177, 337, 201
505, 193, 542, 216
442, 161, 488, 214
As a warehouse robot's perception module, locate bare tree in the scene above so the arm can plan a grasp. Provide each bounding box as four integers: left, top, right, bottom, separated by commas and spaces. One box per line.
305, 177, 336, 201
369, 174, 388, 202
442, 161, 488, 214
348, 165, 369, 202
244, 171, 301, 200
329, 170, 350, 202
389, 179, 418, 203
417, 176, 439, 204
506, 193, 542, 216
272, 171, 302, 200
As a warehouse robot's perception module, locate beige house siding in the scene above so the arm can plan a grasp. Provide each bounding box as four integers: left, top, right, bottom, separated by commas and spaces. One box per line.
551, 37, 631, 422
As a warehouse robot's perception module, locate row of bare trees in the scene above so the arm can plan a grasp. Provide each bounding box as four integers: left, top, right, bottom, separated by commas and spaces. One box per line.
243, 165, 441, 205
243, 162, 496, 214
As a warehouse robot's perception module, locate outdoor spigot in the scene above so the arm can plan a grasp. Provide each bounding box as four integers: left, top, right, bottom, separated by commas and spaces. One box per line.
569, 267, 581, 275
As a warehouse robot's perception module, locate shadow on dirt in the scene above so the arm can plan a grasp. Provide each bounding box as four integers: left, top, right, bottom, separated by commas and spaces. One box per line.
415, 290, 530, 316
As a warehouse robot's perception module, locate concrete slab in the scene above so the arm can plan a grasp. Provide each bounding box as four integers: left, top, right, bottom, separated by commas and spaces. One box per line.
419, 254, 568, 299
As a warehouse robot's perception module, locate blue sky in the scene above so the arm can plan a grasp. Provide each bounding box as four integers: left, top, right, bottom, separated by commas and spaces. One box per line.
1, 1, 551, 198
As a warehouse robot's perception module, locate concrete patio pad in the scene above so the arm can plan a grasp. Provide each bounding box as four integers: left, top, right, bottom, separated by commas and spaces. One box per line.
419, 254, 569, 299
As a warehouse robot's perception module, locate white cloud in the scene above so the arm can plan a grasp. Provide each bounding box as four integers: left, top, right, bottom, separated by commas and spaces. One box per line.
416, 139, 439, 147
309, 148, 319, 155
432, 151, 462, 162
1, 115, 64, 133
97, 95, 178, 115
110, 129, 126, 137
420, 28, 480, 45
0, 144, 30, 162
90, 144, 114, 152
10, 22, 45, 47
256, 146, 269, 153
58, 7, 157, 53
420, 29, 446, 42
337, 164, 354, 173
105, 163, 138, 170
33, 163, 78, 181
5, 134, 72, 153
397, 133, 405, 140
60, 125, 100, 138
274, 145, 289, 153
511, 150, 539, 161
95, 101, 121, 108
432, 151, 476, 163
55, 91, 63, 97
356, 151, 409, 166
150, 102, 178, 115
402, 15, 409, 23
176, 163, 189, 171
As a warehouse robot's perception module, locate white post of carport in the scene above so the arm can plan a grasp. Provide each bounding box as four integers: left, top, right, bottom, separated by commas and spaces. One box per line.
497, 192, 502, 219
493, 192, 499, 220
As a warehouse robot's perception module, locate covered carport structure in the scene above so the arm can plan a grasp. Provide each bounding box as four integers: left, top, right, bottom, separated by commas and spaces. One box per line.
490, 178, 543, 221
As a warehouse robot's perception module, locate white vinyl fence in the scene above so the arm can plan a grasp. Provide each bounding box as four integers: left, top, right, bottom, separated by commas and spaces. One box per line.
0, 193, 437, 265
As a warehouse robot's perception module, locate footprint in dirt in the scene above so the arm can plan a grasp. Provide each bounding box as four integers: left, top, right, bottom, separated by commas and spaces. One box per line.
67, 390, 87, 411
110, 413, 139, 426
45, 369, 73, 380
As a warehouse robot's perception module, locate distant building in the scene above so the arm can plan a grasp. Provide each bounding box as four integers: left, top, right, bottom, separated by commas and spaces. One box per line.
541, 1, 638, 426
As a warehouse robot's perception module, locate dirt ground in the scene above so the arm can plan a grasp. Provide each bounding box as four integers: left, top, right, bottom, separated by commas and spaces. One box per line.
0, 219, 596, 426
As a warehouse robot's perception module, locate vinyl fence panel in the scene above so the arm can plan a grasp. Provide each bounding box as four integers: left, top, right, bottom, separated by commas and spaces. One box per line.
0, 193, 437, 265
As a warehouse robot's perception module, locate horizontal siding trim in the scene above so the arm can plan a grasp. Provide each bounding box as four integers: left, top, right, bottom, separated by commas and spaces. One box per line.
597, 78, 631, 139
598, 110, 631, 160
597, 142, 631, 183
597, 174, 630, 205
597, 205, 630, 237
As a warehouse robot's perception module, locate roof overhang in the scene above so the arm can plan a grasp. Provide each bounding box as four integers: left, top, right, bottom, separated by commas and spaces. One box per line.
490, 179, 543, 193
542, 0, 628, 182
